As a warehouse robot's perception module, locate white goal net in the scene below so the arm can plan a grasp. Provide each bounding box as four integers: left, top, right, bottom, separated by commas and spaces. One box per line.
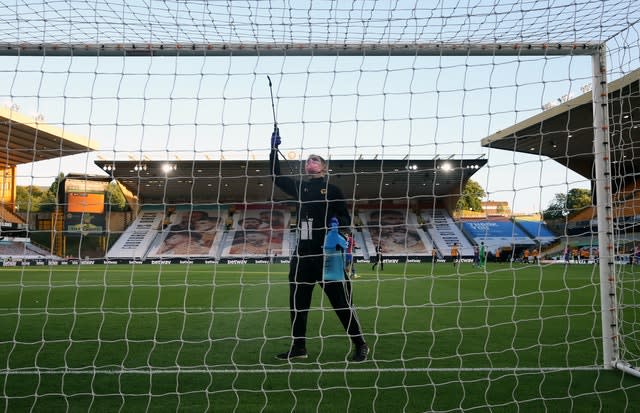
0, 1, 640, 412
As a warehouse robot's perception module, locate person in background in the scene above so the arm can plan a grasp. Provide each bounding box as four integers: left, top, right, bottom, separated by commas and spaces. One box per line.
472, 244, 479, 267
450, 243, 459, 267
345, 231, 359, 279
372, 243, 384, 271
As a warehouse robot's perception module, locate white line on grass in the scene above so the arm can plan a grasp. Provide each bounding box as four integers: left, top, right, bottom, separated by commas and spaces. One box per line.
0, 304, 598, 312
0, 366, 603, 375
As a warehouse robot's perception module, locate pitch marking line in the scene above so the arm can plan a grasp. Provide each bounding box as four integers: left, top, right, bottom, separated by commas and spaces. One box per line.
0, 366, 601, 375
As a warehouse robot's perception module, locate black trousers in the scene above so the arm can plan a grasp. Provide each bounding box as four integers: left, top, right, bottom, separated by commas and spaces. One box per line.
288, 253, 365, 348
372, 254, 383, 270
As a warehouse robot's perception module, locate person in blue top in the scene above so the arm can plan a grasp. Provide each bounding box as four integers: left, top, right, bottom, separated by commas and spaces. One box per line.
269, 130, 368, 362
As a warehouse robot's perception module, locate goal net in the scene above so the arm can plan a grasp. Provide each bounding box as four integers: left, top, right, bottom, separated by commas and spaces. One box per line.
1, 1, 640, 411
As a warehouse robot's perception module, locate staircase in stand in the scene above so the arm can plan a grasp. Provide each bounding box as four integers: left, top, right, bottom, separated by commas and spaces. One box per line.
424, 209, 473, 256
106, 212, 162, 259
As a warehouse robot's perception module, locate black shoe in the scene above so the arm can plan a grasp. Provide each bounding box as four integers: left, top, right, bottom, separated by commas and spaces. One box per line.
351, 343, 369, 362
276, 347, 308, 360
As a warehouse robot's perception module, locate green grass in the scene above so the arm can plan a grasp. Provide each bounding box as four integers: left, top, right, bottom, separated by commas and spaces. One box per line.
0, 262, 639, 412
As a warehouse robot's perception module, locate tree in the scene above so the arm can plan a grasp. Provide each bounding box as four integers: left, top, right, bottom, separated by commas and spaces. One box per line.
38, 173, 65, 212
543, 193, 567, 220
17, 175, 128, 214
566, 188, 592, 211
15, 185, 47, 212
543, 188, 592, 219
15, 173, 64, 213
456, 179, 485, 212
105, 181, 127, 211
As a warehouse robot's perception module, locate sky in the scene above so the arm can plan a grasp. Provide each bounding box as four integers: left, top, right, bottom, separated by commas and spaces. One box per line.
1, 0, 639, 214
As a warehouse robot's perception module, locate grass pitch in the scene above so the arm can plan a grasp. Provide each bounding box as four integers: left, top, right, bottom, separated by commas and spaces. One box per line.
0, 262, 639, 412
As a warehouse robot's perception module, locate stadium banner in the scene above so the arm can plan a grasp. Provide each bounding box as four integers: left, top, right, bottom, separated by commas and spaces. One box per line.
64, 212, 106, 234
220, 205, 291, 258
67, 192, 105, 214
146, 207, 226, 258
64, 178, 108, 213
63, 178, 109, 234
358, 208, 433, 256
1, 256, 444, 266
6, 255, 630, 267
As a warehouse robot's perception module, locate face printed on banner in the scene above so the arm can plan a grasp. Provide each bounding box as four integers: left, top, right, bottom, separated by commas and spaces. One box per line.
240, 217, 264, 230
305, 155, 326, 175
245, 231, 269, 246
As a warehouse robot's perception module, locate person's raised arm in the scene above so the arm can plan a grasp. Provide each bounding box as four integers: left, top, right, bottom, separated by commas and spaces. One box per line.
269, 129, 298, 198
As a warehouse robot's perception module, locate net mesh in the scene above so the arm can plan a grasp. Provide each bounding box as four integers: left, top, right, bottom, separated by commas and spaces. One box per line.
0, 1, 639, 412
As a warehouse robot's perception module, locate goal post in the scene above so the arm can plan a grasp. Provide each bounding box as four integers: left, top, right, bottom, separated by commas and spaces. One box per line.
591, 46, 624, 374
1, 39, 625, 371
0, 41, 600, 57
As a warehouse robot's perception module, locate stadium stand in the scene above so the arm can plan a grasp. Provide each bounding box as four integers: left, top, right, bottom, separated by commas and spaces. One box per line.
94, 158, 486, 263
103, 204, 447, 262
106, 210, 163, 259
147, 209, 225, 259
422, 209, 474, 257
462, 220, 535, 256
352, 230, 368, 260
358, 208, 434, 257
0, 206, 25, 225
1, 206, 53, 259
514, 219, 557, 245
0, 239, 52, 259
218, 206, 291, 258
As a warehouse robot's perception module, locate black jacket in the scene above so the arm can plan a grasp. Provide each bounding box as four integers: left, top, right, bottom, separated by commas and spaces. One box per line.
270, 149, 350, 254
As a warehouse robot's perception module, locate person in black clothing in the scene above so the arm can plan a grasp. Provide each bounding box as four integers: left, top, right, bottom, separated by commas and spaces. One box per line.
269, 130, 368, 362
372, 244, 384, 271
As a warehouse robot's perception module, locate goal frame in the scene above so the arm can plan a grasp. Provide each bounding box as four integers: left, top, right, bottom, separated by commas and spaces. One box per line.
0, 40, 629, 376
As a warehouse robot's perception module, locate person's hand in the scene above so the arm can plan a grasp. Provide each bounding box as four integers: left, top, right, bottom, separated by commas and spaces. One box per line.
329, 217, 339, 229
271, 128, 281, 149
